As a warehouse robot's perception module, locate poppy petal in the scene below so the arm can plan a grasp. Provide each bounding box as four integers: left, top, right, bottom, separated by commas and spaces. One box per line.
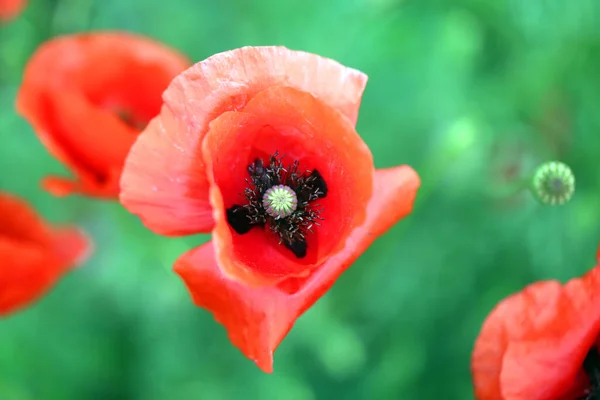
120, 109, 215, 235
17, 32, 189, 198
174, 165, 420, 373
0, 240, 63, 315
202, 86, 374, 286
34, 89, 137, 197
42, 170, 121, 199
120, 46, 367, 236
0, 191, 51, 243
42, 176, 84, 198
50, 227, 92, 267
0, 191, 91, 315
0, 0, 26, 22
471, 265, 600, 400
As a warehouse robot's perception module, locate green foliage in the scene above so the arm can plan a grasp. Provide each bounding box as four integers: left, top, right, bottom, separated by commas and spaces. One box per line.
1, 0, 599, 398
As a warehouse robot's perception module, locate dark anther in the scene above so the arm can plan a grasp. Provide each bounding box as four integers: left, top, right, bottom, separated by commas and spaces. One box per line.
248, 158, 275, 189
309, 169, 328, 198
226, 205, 252, 234
284, 239, 307, 258
248, 158, 264, 176
226, 152, 326, 259
294, 168, 328, 205
579, 347, 600, 400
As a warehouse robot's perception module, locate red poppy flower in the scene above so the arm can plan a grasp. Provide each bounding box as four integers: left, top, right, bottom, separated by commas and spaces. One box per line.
120, 46, 420, 372
0, 0, 26, 22
471, 246, 600, 400
0, 191, 90, 316
16, 32, 190, 198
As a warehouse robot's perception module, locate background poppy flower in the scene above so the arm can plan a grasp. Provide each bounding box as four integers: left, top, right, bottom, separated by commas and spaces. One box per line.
0, 191, 90, 315
0, 0, 26, 22
471, 246, 600, 400
121, 46, 420, 372
16, 31, 190, 198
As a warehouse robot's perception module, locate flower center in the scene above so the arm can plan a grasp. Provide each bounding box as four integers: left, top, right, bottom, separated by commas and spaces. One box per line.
580, 347, 600, 400
262, 185, 298, 219
225, 152, 327, 258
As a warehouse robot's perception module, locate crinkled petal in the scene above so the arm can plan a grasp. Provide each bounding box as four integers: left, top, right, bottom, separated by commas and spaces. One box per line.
174, 165, 420, 372
121, 46, 367, 236
120, 108, 215, 235
471, 263, 600, 400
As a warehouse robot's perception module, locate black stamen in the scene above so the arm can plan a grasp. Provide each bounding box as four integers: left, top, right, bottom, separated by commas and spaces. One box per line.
248, 158, 276, 189
579, 347, 600, 400
294, 168, 328, 205
225, 152, 326, 258
284, 239, 307, 258
226, 205, 253, 234
309, 169, 328, 198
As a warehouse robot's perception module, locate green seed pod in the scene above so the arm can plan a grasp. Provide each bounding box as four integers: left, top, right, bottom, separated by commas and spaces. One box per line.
531, 161, 575, 205
262, 185, 298, 219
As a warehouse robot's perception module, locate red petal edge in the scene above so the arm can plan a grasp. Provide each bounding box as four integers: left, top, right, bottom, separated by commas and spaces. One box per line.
471, 262, 600, 400
120, 46, 367, 236
174, 166, 420, 372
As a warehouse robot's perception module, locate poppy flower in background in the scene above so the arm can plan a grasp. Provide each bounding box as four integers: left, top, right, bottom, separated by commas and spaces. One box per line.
16, 32, 190, 198
471, 245, 600, 400
0, 191, 90, 316
0, 0, 26, 22
120, 46, 420, 372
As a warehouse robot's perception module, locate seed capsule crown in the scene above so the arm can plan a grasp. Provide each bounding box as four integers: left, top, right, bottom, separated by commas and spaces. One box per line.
532, 161, 575, 206
262, 185, 298, 219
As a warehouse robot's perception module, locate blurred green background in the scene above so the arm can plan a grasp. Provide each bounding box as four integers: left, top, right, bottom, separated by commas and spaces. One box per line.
1, 0, 600, 398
